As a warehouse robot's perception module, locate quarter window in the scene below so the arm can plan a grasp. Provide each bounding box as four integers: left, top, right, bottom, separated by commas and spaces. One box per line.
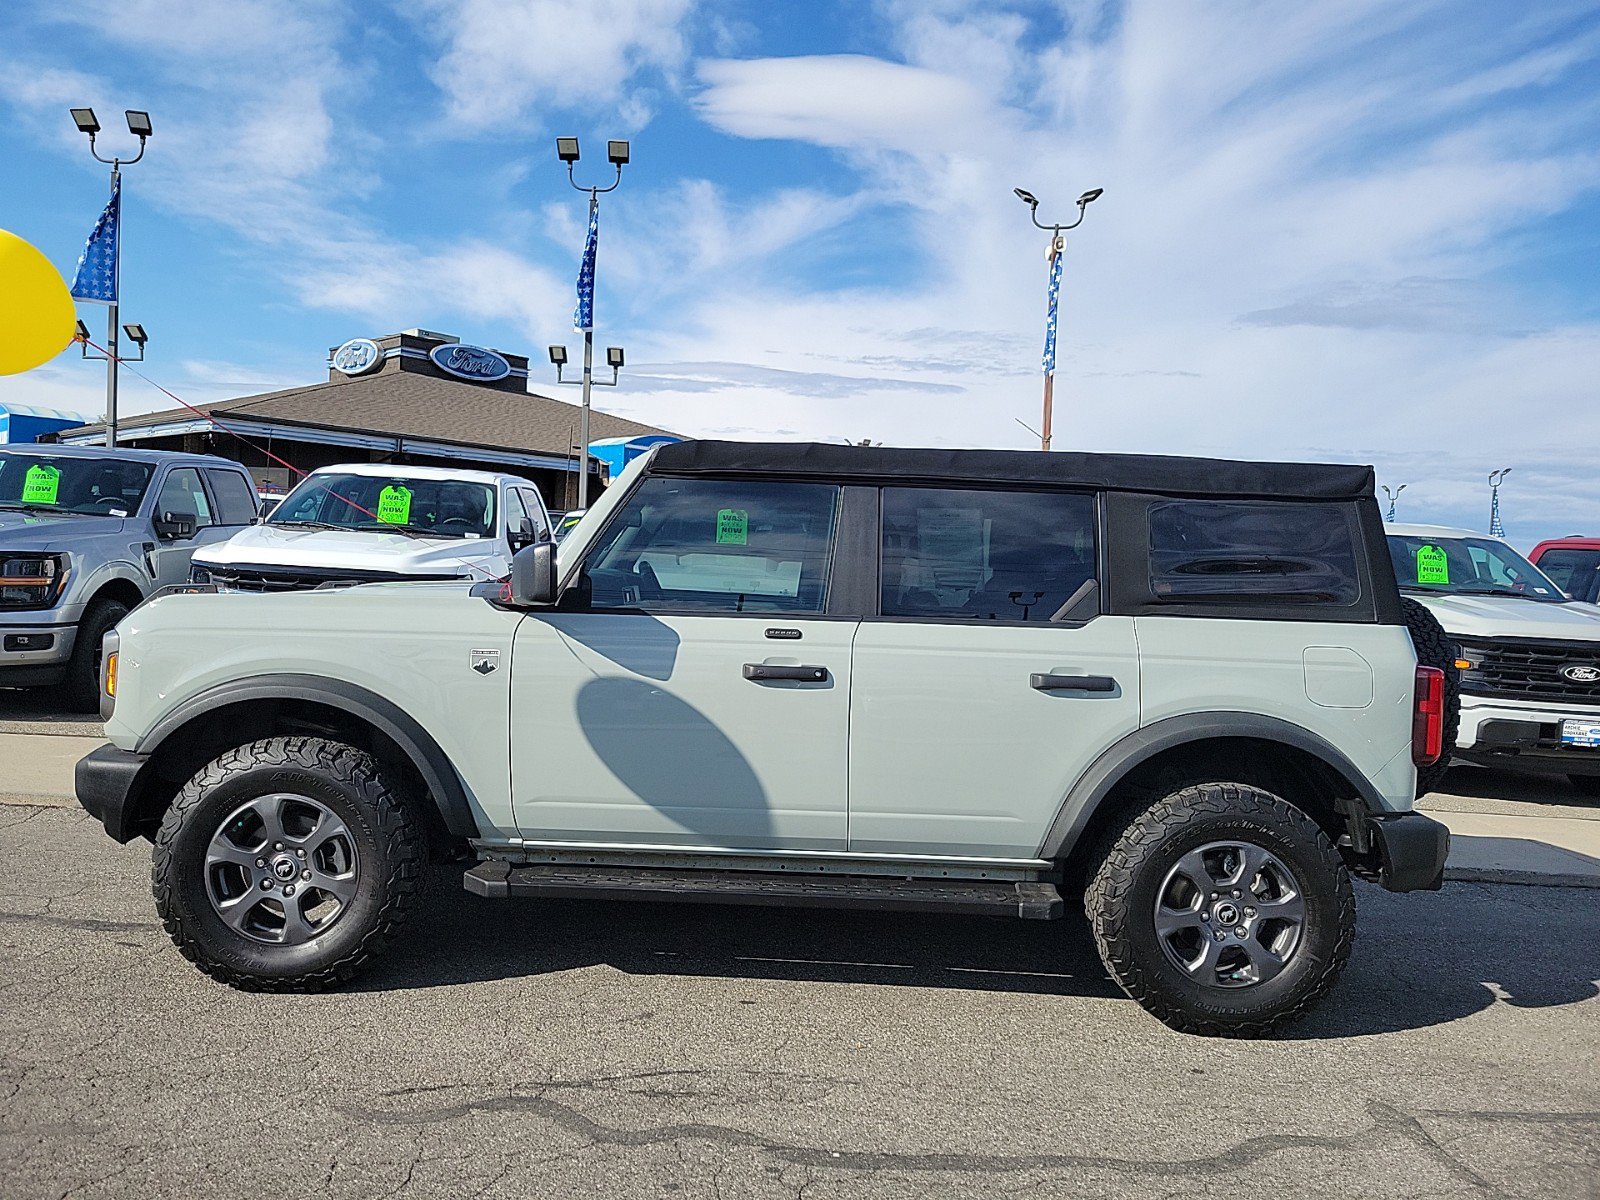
880, 487, 1096, 622
1149, 500, 1359, 605
581, 478, 839, 614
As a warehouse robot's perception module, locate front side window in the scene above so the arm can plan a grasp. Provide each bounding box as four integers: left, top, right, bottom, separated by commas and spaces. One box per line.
1387, 533, 1565, 603
580, 477, 839, 614
1533, 548, 1600, 602
0, 451, 153, 516
157, 468, 215, 527
881, 487, 1096, 622
268, 473, 496, 539
1150, 500, 1360, 605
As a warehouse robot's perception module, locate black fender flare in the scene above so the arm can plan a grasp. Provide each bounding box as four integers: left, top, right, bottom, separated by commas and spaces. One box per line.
136, 673, 481, 840
1038, 711, 1390, 860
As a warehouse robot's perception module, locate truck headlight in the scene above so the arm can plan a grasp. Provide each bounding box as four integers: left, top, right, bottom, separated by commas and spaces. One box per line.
0, 553, 69, 610
188, 564, 213, 586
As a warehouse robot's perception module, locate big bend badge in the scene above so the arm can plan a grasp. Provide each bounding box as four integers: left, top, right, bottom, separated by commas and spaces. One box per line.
469, 648, 500, 676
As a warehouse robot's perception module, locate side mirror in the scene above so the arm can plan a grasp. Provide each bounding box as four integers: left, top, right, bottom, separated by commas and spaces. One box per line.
508, 517, 538, 553
154, 510, 196, 540
509, 542, 556, 606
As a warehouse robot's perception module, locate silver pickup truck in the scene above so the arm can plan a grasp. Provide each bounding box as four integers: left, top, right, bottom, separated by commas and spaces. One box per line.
0, 444, 258, 709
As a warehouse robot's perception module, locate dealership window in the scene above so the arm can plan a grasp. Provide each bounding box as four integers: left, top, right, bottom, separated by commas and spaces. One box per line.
580, 478, 839, 614
880, 487, 1096, 622
1148, 500, 1359, 605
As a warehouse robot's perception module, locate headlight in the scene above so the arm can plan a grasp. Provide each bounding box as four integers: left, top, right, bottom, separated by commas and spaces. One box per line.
0, 553, 69, 610
188, 564, 213, 586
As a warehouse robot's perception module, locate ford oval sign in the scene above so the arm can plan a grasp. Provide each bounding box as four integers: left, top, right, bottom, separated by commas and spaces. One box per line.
430, 343, 511, 383
1561, 664, 1600, 683
331, 337, 383, 376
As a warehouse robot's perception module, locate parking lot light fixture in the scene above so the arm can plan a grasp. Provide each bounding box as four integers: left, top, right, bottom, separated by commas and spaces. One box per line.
1381, 483, 1407, 522
607, 140, 630, 166
1489, 468, 1512, 537
125, 110, 153, 138
71, 107, 101, 135
556, 137, 580, 164
606, 346, 624, 368
122, 323, 147, 345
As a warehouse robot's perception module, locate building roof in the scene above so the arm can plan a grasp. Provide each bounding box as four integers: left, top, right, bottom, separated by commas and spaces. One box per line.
649, 440, 1376, 501
60, 366, 671, 461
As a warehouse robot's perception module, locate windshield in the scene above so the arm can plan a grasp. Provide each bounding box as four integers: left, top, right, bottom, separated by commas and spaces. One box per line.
267, 473, 496, 539
1387, 533, 1567, 602
0, 451, 153, 516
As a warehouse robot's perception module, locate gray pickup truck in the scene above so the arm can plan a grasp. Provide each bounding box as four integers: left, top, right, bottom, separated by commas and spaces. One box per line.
0, 444, 258, 709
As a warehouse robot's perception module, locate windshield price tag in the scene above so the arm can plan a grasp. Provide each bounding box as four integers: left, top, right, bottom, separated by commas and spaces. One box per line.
1415, 544, 1449, 584
716, 508, 748, 545
21, 464, 59, 504
376, 485, 413, 525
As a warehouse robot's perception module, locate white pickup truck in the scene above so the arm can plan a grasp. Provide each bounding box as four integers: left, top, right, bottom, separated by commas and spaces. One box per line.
189, 464, 551, 591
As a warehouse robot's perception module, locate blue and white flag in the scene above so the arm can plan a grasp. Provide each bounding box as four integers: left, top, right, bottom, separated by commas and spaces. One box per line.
70, 177, 121, 305
573, 203, 598, 332
1041, 238, 1063, 376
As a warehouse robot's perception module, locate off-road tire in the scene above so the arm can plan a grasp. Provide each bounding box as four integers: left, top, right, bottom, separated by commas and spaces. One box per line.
1402, 596, 1460, 798
152, 736, 423, 991
63, 597, 128, 713
1085, 782, 1356, 1037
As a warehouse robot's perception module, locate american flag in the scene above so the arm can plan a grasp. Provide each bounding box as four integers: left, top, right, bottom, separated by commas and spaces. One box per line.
1041, 238, 1063, 376
573, 202, 598, 332
70, 177, 120, 305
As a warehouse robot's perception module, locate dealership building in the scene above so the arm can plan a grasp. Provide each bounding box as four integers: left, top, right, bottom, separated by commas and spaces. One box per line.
54, 329, 677, 509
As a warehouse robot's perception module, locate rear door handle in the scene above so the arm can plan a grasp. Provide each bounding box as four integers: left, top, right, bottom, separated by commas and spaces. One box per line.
744, 663, 829, 683
1031, 673, 1117, 693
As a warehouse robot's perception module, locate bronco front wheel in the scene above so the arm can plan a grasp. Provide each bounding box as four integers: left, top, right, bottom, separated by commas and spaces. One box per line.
151, 736, 423, 991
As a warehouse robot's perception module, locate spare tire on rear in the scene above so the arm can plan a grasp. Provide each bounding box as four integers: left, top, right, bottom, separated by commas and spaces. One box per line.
1401, 596, 1460, 798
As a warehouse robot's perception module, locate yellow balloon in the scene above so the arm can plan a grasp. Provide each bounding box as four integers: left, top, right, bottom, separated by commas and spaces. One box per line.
0, 228, 78, 376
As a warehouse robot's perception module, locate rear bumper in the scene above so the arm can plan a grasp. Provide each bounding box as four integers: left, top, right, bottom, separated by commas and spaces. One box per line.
1367, 812, 1450, 892
75, 743, 150, 843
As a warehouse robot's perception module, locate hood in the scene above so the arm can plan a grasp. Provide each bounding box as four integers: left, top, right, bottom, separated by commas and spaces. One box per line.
0, 509, 130, 551
191, 522, 507, 576
1407, 591, 1600, 643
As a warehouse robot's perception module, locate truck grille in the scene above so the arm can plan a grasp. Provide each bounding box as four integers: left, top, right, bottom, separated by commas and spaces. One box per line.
207, 565, 465, 592
1458, 637, 1600, 707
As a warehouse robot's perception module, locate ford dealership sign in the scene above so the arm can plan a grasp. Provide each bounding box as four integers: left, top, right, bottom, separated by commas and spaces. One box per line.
430, 343, 512, 383
331, 338, 383, 376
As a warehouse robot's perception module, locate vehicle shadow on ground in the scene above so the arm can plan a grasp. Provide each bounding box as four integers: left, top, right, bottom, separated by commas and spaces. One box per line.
356, 873, 1600, 1037
1439, 763, 1600, 808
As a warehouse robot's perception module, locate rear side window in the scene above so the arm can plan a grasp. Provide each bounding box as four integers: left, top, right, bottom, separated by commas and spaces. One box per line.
580, 477, 839, 614
206, 470, 258, 525
881, 487, 1096, 622
1148, 500, 1360, 605
1534, 549, 1600, 601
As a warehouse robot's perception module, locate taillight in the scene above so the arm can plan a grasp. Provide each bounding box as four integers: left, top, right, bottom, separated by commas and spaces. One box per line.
1413, 666, 1445, 765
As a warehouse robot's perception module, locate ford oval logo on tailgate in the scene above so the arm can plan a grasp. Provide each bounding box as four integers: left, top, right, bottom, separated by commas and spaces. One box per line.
1561, 664, 1600, 683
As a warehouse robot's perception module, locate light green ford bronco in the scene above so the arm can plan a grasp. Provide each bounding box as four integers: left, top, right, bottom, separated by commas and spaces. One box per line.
76, 441, 1452, 1036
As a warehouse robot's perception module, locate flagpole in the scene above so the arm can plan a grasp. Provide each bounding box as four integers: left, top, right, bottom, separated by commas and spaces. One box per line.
105, 165, 120, 447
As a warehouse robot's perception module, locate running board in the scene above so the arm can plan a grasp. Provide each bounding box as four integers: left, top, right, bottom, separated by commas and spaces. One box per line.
464, 861, 1063, 920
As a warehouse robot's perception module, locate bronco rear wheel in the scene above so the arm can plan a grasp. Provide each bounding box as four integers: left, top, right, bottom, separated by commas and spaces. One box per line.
152, 736, 423, 991
1085, 782, 1355, 1037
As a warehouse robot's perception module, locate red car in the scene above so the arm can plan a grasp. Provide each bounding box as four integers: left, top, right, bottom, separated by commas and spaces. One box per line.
1528, 537, 1600, 604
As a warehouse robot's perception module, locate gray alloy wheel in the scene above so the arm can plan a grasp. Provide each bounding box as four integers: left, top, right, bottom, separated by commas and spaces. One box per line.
204, 792, 360, 945
1153, 840, 1307, 989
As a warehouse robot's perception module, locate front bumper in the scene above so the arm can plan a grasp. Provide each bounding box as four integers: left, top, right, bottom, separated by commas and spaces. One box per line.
0, 619, 77, 678
1366, 812, 1450, 892
1458, 696, 1600, 776
75, 743, 151, 843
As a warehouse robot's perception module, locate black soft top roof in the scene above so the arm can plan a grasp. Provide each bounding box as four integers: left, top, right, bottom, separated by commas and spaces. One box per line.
647, 441, 1374, 501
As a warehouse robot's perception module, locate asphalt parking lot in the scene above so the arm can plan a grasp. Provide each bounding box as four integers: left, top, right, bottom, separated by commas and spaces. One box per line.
2, 690, 1598, 1198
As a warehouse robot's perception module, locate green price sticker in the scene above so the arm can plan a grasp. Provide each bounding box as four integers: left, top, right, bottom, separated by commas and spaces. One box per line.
716, 508, 748, 545
376, 485, 413, 525
21, 464, 59, 505
1416, 544, 1449, 585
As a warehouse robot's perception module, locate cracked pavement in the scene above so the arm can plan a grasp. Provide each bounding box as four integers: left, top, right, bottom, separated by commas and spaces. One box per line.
1, 804, 1597, 1198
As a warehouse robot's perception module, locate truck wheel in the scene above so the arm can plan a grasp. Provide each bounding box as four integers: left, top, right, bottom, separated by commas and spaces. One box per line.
151, 736, 423, 991
1085, 782, 1355, 1037
1402, 597, 1460, 798
63, 598, 128, 713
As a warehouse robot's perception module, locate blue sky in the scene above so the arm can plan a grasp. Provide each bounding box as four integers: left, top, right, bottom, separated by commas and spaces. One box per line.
2, 0, 1598, 547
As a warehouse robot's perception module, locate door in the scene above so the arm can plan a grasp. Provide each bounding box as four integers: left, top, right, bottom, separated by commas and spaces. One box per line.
510, 475, 854, 850
848, 486, 1141, 858
146, 466, 223, 588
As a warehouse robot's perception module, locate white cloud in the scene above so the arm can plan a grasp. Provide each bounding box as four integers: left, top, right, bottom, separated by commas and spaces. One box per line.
411, 0, 694, 130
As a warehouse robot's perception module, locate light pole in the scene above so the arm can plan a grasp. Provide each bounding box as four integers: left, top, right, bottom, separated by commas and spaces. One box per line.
551, 136, 628, 510
1488, 468, 1511, 537
1014, 184, 1102, 451
548, 343, 625, 509
1381, 483, 1407, 522
70, 107, 151, 447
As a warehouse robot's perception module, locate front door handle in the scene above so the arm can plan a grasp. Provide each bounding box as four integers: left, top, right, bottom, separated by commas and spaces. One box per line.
744, 663, 829, 683
1031, 672, 1117, 693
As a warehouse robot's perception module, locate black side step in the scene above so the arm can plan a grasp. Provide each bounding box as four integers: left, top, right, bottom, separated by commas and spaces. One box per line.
464, 861, 1063, 920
